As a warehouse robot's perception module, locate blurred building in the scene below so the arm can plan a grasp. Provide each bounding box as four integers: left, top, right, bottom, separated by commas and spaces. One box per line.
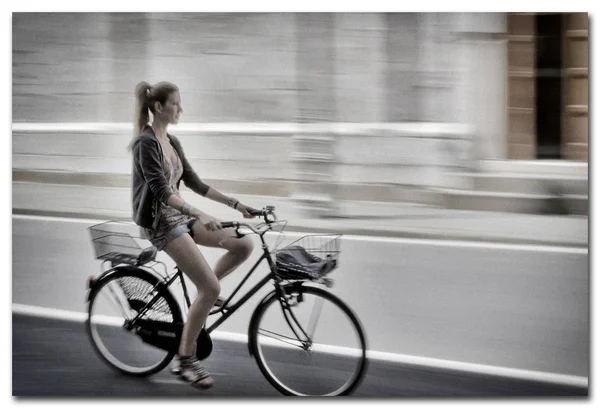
12, 13, 588, 217
506, 13, 588, 161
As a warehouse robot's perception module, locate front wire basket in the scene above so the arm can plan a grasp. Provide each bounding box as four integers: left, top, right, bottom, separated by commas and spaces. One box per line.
274, 234, 341, 281
88, 221, 152, 266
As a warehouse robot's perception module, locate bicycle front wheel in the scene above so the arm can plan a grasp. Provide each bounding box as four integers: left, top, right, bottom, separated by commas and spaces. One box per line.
249, 284, 367, 396
86, 267, 182, 376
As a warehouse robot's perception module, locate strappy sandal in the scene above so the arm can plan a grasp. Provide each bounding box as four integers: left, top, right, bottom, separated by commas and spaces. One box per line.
176, 355, 214, 389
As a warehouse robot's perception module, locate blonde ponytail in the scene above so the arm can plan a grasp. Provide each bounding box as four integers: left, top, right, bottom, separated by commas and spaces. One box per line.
128, 80, 179, 151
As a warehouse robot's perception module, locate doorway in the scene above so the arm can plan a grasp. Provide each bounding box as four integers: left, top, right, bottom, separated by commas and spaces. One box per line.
535, 13, 562, 159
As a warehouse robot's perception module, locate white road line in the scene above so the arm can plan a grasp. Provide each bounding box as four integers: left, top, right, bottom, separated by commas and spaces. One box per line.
12, 303, 588, 389
341, 234, 588, 254
150, 379, 188, 386
12, 214, 587, 254
14, 303, 91, 323
151, 375, 225, 387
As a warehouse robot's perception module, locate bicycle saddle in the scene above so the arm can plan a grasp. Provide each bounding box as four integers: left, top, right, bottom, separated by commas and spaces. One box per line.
136, 246, 158, 265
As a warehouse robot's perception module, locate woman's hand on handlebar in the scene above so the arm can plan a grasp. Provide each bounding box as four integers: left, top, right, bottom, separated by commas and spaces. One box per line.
236, 203, 258, 219
221, 205, 276, 231
199, 213, 222, 231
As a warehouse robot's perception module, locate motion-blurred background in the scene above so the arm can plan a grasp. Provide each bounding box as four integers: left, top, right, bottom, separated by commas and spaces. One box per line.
12, 12, 588, 218
11, 12, 589, 396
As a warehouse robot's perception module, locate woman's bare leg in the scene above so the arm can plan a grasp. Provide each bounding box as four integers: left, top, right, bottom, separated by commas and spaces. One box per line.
163, 232, 220, 356
190, 219, 254, 281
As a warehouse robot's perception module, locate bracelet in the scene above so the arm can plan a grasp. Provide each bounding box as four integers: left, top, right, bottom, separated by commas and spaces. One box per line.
181, 202, 192, 216
228, 197, 239, 209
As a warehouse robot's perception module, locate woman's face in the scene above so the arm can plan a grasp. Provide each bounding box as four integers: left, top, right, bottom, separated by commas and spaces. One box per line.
158, 91, 183, 125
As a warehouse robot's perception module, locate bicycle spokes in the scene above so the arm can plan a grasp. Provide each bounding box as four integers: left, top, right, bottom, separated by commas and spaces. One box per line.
103, 280, 135, 321
306, 295, 324, 339
252, 287, 366, 396
87, 274, 178, 376
256, 328, 307, 350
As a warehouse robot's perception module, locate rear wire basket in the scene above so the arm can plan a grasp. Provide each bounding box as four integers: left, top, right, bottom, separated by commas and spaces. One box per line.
88, 221, 149, 266
89, 222, 174, 338
274, 234, 341, 281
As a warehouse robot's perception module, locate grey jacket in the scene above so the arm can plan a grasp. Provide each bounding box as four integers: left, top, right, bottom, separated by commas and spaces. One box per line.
131, 126, 210, 229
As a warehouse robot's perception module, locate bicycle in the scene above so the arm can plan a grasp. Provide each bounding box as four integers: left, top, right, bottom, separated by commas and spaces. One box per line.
85, 206, 367, 396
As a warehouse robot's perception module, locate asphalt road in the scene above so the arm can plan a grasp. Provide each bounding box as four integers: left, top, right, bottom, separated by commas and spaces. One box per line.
12, 215, 588, 378
12, 313, 587, 397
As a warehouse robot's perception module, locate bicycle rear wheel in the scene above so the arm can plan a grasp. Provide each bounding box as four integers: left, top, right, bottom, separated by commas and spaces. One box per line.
86, 267, 182, 376
249, 284, 367, 396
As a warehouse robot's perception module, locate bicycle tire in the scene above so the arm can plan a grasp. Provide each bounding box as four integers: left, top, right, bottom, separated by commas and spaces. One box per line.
248, 284, 368, 396
86, 266, 183, 377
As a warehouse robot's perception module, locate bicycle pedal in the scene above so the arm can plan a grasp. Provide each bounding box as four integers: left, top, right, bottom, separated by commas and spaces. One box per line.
212, 297, 228, 310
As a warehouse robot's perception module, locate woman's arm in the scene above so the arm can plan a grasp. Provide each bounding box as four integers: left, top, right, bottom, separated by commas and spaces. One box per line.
204, 188, 256, 219
170, 135, 256, 218
163, 189, 254, 232
165, 193, 222, 231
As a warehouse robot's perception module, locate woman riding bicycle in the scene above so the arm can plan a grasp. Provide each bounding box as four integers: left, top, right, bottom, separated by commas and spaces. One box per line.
130, 80, 257, 389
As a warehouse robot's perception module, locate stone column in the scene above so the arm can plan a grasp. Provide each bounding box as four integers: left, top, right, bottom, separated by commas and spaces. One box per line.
291, 13, 337, 216
108, 13, 152, 122
454, 13, 508, 161
334, 13, 387, 123
404, 13, 474, 181
413, 13, 460, 123
97, 14, 115, 122
384, 13, 419, 122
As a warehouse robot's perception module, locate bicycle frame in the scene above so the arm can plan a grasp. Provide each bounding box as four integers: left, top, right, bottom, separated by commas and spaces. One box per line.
107, 219, 318, 351
126, 227, 285, 335
204, 239, 279, 334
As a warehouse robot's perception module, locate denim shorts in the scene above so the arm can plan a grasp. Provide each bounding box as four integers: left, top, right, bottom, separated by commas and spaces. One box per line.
148, 218, 198, 251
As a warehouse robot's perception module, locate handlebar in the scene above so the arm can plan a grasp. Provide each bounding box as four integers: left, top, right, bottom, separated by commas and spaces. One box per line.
248, 205, 276, 218
220, 206, 278, 234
